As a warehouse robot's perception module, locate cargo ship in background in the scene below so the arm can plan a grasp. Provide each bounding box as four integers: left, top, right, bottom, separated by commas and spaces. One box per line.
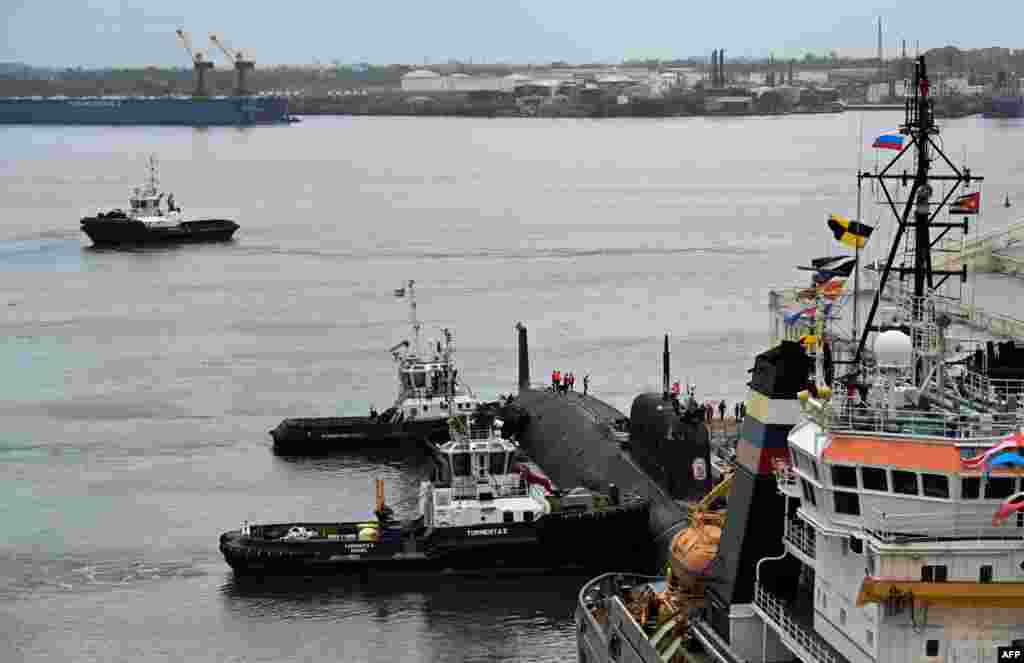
0, 95, 291, 126
575, 56, 1024, 663
987, 95, 1024, 119
0, 29, 293, 126
985, 70, 1024, 118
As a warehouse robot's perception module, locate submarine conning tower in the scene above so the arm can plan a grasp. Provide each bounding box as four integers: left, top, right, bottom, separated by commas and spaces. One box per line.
704, 339, 810, 662
627, 333, 713, 502
506, 323, 688, 558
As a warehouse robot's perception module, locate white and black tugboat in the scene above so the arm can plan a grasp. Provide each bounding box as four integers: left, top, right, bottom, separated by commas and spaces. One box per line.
270, 280, 482, 453
80, 155, 239, 246
222, 411, 651, 575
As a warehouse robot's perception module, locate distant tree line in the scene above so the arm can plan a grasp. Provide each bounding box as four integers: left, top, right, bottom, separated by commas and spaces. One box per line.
2, 46, 1023, 98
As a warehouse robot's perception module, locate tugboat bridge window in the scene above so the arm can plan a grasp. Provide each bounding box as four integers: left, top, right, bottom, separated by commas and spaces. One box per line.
489, 452, 507, 476
985, 477, 1015, 499
831, 465, 858, 489
452, 453, 471, 477
961, 477, 981, 499
503, 511, 514, 523
921, 474, 950, 499
523, 511, 534, 523
921, 565, 948, 582
860, 467, 888, 492
980, 564, 993, 583
925, 640, 939, 657
891, 470, 919, 495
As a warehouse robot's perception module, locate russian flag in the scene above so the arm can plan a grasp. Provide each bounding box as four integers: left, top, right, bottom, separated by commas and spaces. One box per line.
872, 131, 905, 150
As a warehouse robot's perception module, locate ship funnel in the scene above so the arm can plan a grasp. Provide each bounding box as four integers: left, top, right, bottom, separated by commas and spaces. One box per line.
516, 322, 530, 391
663, 333, 671, 400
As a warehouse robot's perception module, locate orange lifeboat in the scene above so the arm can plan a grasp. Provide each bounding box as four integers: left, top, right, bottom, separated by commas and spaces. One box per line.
669, 513, 724, 592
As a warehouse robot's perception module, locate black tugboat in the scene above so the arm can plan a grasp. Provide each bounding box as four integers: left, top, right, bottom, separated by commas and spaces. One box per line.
269, 280, 482, 453
222, 412, 651, 575
80, 155, 239, 247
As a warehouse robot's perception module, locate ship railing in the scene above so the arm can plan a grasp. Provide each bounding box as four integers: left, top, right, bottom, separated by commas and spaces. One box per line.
863, 507, 1024, 543
467, 423, 494, 440
961, 369, 1024, 405
773, 460, 801, 498
813, 394, 1023, 440
784, 518, 816, 559
875, 273, 1024, 339
450, 482, 529, 500
753, 583, 837, 663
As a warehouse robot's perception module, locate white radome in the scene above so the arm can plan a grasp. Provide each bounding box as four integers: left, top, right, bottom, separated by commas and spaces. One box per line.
873, 330, 913, 367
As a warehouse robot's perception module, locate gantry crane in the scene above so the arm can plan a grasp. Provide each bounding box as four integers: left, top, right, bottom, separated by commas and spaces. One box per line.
210, 34, 255, 96
175, 28, 214, 96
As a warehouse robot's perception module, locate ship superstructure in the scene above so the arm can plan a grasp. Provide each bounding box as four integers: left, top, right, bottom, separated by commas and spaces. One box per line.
752, 56, 1024, 663
388, 280, 481, 424
575, 56, 1024, 663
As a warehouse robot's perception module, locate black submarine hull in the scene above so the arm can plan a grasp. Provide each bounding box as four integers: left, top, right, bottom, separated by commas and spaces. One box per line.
498, 324, 713, 554
501, 389, 695, 548
80, 217, 239, 246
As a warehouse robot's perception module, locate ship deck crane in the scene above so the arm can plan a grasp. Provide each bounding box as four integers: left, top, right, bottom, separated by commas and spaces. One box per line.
175, 29, 214, 97
210, 34, 255, 96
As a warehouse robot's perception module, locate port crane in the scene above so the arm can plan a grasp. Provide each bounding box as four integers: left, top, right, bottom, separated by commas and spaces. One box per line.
175, 29, 214, 96
209, 34, 255, 96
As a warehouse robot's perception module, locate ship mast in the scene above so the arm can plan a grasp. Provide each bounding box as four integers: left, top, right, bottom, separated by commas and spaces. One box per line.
406, 279, 421, 357
146, 155, 159, 195
852, 55, 979, 386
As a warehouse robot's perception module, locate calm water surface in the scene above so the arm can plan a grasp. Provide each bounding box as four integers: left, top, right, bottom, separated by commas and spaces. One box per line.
2, 114, 1023, 662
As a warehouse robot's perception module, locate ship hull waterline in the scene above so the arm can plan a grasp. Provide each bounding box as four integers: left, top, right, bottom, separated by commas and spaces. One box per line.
219, 502, 653, 577
269, 416, 453, 453
81, 218, 239, 246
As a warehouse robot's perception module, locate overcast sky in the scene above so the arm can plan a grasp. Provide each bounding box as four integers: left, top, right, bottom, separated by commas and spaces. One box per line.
3, 0, 1021, 68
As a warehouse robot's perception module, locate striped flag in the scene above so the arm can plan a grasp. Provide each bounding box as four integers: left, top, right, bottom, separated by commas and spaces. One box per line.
950, 191, 980, 215
827, 213, 874, 250
872, 131, 906, 150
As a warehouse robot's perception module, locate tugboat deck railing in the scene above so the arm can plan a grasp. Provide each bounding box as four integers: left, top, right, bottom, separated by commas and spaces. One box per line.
753, 584, 838, 663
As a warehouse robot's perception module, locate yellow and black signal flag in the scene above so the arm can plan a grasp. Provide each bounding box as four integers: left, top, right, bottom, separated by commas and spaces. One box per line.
827, 213, 874, 250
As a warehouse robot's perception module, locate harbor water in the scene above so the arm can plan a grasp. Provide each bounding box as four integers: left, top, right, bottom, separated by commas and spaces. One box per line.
3, 114, 1024, 662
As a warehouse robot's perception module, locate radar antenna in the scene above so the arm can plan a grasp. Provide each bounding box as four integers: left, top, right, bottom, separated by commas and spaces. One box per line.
853, 55, 982, 387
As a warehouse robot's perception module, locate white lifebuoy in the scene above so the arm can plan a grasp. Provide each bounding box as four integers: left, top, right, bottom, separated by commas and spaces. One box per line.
692, 458, 707, 481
